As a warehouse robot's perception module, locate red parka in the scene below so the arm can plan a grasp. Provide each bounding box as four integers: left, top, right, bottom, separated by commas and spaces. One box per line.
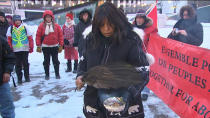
36, 10, 63, 47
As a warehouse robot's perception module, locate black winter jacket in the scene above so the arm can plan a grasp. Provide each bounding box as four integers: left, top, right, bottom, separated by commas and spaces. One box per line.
73, 9, 92, 55
0, 19, 9, 38
77, 30, 149, 117
0, 36, 16, 85
77, 31, 149, 77
168, 18, 203, 46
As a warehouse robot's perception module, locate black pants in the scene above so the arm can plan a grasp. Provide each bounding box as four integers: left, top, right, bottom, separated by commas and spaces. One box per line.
15, 51, 29, 81
83, 86, 145, 118
42, 47, 60, 76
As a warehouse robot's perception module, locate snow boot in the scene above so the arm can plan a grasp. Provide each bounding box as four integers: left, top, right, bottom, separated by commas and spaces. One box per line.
44, 64, 50, 80
17, 74, 23, 85
65, 60, 72, 72
24, 63, 30, 82
73, 60, 78, 73
15, 66, 23, 85
54, 64, 60, 79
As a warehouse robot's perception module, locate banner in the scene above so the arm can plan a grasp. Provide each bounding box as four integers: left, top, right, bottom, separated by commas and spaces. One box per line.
147, 34, 210, 118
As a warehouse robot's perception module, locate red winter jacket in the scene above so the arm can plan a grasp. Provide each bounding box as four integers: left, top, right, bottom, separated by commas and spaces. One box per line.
134, 17, 158, 52
36, 10, 63, 47
143, 23, 158, 50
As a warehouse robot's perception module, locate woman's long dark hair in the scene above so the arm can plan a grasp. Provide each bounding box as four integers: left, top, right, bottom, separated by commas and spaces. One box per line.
92, 2, 133, 47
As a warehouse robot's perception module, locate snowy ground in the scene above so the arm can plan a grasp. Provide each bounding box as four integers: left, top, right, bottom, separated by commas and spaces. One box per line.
5, 19, 210, 118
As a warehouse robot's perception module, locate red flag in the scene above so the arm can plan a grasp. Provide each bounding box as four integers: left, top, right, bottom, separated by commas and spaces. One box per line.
147, 1, 158, 29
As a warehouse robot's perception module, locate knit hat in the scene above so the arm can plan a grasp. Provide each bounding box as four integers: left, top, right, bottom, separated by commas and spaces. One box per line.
136, 9, 146, 17
13, 15, 21, 21
6, 15, 12, 20
66, 13, 73, 20
0, 11, 5, 17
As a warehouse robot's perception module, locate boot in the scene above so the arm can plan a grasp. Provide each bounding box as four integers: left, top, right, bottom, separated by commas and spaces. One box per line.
17, 74, 23, 85
73, 60, 78, 73
15, 65, 23, 85
54, 64, 60, 79
65, 60, 72, 72
24, 63, 30, 82
44, 64, 50, 80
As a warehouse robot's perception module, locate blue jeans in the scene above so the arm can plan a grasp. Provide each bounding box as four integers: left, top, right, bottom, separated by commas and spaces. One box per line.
0, 83, 15, 118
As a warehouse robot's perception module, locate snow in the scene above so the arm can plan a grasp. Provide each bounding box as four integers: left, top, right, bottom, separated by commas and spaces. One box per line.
4, 18, 210, 118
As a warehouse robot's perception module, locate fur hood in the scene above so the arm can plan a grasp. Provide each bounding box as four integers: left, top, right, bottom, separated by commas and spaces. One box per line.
82, 25, 155, 66
180, 5, 195, 19
79, 9, 92, 23
134, 16, 153, 29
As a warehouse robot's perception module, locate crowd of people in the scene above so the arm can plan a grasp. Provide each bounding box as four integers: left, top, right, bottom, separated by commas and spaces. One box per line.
0, 2, 203, 118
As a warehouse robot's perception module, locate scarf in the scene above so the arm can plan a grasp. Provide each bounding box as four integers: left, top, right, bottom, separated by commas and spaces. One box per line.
45, 22, 54, 35
65, 20, 75, 28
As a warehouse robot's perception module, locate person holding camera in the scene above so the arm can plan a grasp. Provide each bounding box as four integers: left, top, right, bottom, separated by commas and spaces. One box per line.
168, 5, 203, 46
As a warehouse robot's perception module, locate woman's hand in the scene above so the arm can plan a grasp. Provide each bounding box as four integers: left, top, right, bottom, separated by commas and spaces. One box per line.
3, 73, 10, 83
76, 76, 85, 90
178, 30, 188, 36
172, 28, 177, 36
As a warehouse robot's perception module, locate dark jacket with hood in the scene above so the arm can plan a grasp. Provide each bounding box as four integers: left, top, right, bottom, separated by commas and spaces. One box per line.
0, 35, 16, 85
134, 16, 158, 50
73, 9, 92, 55
168, 7, 203, 46
77, 26, 149, 117
0, 15, 9, 38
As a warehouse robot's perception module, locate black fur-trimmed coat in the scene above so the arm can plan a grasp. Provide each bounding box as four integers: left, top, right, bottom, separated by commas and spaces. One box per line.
77, 26, 150, 117
168, 17, 203, 46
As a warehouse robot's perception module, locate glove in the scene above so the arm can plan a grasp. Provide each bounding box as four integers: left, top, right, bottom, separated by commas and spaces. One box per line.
36, 46, 42, 53
29, 48, 33, 53
58, 46, 63, 53
64, 39, 69, 45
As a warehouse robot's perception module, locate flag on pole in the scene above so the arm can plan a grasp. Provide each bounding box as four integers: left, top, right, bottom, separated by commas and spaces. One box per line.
146, 0, 158, 29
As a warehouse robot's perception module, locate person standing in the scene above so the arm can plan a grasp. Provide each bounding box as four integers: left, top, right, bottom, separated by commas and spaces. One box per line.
36, 10, 63, 80
0, 35, 16, 118
6, 15, 13, 26
73, 9, 92, 57
168, 5, 203, 46
0, 11, 9, 38
133, 9, 158, 101
62, 12, 78, 73
7, 15, 34, 84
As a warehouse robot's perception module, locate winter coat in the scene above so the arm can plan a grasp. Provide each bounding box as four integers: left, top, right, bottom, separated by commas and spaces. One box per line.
36, 10, 63, 47
168, 18, 203, 46
62, 24, 78, 60
7, 24, 34, 52
0, 35, 16, 85
73, 9, 92, 55
0, 18, 9, 38
77, 31, 149, 76
134, 17, 158, 51
77, 27, 149, 117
